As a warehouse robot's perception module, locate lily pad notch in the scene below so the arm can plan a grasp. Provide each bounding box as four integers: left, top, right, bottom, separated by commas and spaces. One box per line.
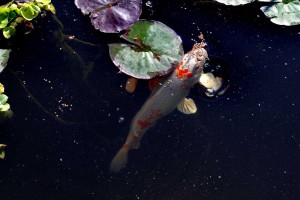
109, 20, 184, 79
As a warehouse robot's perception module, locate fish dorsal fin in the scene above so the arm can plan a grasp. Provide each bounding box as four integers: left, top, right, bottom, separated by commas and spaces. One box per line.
177, 98, 197, 114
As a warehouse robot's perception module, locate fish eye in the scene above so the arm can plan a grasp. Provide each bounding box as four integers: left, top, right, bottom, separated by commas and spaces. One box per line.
196, 55, 203, 61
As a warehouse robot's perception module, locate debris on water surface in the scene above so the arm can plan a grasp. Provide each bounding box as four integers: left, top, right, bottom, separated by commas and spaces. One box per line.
118, 116, 125, 124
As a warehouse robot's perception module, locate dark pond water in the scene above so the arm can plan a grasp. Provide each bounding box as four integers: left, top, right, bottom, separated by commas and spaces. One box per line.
1, 0, 300, 199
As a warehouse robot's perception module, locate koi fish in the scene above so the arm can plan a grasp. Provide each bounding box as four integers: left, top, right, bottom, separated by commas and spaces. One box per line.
110, 45, 208, 172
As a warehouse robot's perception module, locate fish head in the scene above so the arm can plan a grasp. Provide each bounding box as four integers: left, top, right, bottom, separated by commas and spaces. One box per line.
176, 48, 207, 84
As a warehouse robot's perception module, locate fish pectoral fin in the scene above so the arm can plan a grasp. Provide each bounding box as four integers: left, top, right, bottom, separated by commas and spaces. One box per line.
125, 77, 138, 93
177, 98, 197, 115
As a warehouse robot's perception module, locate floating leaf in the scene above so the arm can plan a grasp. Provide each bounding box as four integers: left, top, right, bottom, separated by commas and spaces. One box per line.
3, 26, 16, 39
74, 0, 142, 33
0, 83, 4, 93
20, 3, 40, 21
0, 49, 11, 73
260, 1, 300, 26
0, 83, 10, 112
36, 0, 51, 4
257, 0, 281, 2
0, 93, 10, 112
0, 94, 8, 104
0, 11, 9, 29
109, 20, 184, 79
214, 0, 254, 6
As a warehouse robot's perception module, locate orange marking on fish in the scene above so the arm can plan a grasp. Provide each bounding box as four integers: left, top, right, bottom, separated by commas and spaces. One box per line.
186, 72, 193, 78
137, 109, 163, 129
176, 66, 193, 79
137, 119, 151, 129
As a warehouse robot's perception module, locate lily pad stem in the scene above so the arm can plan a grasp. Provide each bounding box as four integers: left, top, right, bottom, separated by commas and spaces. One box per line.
9, 69, 108, 126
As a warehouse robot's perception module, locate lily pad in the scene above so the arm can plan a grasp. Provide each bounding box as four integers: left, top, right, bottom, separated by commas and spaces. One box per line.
260, 1, 300, 26
215, 0, 254, 6
109, 20, 184, 79
0, 49, 11, 73
74, 0, 142, 33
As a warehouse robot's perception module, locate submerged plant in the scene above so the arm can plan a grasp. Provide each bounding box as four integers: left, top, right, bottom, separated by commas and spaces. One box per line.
0, 0, 56, 39
211, 0, 300, 26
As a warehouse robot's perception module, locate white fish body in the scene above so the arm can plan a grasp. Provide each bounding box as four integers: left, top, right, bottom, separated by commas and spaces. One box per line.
110, 47, 208, 172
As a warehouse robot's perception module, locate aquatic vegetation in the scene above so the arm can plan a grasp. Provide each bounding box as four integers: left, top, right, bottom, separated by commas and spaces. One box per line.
0, 83, 10, 112
0, 144, 6, 159
261, 1, 300, 26
0, 49, 11, 73
215, 0, 254, 6
0, 50, 11, 111
74, 0, 142, 33
109, 20, 184, 79
213, 0, 300, 26
0, 0, 55, 39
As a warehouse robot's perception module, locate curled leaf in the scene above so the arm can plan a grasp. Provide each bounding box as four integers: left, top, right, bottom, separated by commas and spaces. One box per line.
20, 3, 40, 21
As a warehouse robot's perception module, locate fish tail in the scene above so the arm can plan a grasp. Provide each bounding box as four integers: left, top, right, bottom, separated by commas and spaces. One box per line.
110, 144, 129, 172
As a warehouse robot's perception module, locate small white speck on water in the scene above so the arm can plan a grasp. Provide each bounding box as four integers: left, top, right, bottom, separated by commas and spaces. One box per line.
118, 117, 125, 124
145, 1, 152, 7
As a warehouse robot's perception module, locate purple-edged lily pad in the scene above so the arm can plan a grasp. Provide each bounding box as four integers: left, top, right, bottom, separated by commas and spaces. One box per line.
74, 0, 142, 33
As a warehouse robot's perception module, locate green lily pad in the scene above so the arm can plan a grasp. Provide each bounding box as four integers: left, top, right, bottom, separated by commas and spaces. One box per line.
0, 49, 11, 73
109, 20, 183, 79
215, 0, 254, 6
260, 1, 300, 26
